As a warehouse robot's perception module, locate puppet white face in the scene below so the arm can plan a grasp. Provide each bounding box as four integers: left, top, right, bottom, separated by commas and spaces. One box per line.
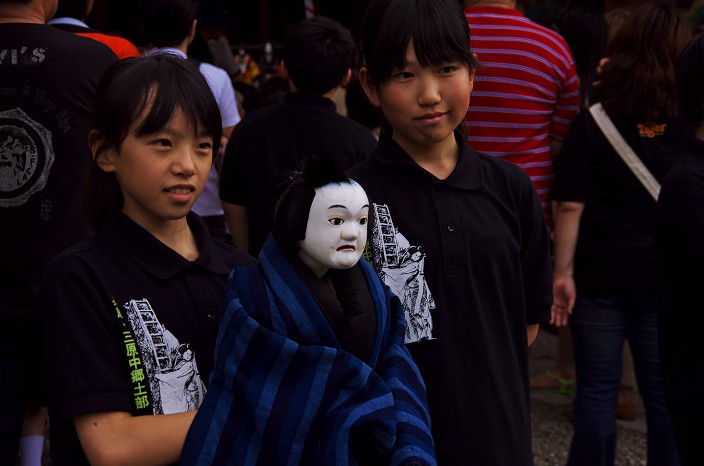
297, 182, 369, 278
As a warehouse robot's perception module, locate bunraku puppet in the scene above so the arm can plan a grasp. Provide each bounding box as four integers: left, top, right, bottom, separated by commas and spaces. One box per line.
182, 156, 436, 465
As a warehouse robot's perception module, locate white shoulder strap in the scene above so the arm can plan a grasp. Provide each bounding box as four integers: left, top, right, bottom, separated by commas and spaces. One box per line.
588, 103, 660, 201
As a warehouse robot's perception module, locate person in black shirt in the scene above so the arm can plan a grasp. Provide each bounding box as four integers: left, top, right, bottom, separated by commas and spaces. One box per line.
551, 4, 688, 465
0, 0, 117, 463
657, 32, 704, 466
349, 0, 552, 463
218, 15, 377, 256
42, 55, 254, 466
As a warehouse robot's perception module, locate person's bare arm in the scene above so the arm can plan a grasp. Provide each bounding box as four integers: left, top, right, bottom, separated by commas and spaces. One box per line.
74, 410, 196, 466
527, 324, 540, 347
222, 201, 250, 253
551, 201, 585, 327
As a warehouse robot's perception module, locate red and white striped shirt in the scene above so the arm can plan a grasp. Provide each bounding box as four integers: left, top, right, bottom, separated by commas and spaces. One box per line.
465, 6, 579, 226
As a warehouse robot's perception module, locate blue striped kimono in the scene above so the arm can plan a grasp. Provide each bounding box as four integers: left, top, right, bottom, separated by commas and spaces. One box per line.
182, 236, 436, 465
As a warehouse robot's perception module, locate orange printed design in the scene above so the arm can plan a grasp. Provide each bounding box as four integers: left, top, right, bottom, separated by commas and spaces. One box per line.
637, 123, 667, 138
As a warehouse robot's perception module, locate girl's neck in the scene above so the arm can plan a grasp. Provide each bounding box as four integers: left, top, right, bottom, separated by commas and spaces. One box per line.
142, 218, 200, 261
398, 134, 460, 180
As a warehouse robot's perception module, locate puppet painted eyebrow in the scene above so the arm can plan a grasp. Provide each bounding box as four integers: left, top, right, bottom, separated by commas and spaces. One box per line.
327, 204, 370, 210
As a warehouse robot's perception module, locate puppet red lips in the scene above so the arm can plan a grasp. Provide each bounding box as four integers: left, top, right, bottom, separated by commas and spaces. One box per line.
336, 245, 356, 252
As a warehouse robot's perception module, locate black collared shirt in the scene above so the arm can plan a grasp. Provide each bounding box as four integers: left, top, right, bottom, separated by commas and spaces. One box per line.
42, 210, 254, 466
219, 92, 378, 255
348, 131, 552, 466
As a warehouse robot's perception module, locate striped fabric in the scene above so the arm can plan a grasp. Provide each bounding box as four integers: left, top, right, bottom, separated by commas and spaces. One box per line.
465, 6, 579, 226
182, 236, 436, 465
304, 0, 315, 18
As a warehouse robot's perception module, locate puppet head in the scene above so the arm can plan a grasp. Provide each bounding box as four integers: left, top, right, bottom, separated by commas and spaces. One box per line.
273, 156, 369, 278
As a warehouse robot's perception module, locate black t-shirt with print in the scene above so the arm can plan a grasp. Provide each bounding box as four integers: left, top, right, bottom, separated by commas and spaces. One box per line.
42, 210, 255, 466
551, 110, 688, 297
0, 24, 117, 318
348, 131, 552, 466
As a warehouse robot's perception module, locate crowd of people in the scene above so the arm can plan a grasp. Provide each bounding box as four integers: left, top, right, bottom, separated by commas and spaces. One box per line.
2, 0, 704, 465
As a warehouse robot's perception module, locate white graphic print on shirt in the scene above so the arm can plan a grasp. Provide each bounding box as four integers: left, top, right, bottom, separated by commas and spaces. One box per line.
0, 107, 54, 208
123, 299, 206, 414
371, 203, 435, 343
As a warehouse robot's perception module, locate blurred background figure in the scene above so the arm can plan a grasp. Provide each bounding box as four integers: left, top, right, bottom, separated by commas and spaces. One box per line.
49, 0, 140, 58
142, 0, 241, 243
657, 31, 704, 466
550, 3, 690, 465
219, 15, 377, 256
0, 1, 117, 465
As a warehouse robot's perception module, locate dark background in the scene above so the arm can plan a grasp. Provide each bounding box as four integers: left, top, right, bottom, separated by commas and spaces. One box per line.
86, 0, 701, 58
89, 0, 376, 48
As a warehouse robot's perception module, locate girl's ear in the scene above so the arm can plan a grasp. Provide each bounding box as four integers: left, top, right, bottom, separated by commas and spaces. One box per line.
88, 129, 117, 173
469, 54, 477, 88
468, 66, 476, 94
359, 67, 381, 108
340, 68, 352, 88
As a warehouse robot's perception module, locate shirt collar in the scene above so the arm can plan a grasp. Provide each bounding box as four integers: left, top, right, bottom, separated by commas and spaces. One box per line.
373, 130, 483, 190
48, 17, 89, 28
104, 210, 231, 279
283, 92, 337, 112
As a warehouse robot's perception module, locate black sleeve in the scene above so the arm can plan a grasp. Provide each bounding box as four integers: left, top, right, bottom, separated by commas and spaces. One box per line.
552, 111, 595, 203
42, 259, 133, 425
518, 170, 553, 324
219, 122, 250, 205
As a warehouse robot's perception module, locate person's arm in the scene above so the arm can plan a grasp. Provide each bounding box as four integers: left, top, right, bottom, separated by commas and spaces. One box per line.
550, 138, 563, 160
223, 201, 249, 253
549, 42, 579, 159
527, 324, 540, 347
517, 168, 554, 340
74, 410, 196, 466
551, 200, 585, 327
43, 261, 196, 466
218, 118, 252, 253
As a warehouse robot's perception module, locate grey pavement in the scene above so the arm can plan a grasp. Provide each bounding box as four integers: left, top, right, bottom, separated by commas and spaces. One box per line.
530, 329, 647, 466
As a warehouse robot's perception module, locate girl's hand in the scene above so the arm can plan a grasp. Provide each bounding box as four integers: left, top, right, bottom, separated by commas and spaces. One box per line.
551, 275, 576, 327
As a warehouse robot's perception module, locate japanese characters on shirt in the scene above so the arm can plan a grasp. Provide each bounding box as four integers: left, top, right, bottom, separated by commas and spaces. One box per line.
113, 297, 205, 415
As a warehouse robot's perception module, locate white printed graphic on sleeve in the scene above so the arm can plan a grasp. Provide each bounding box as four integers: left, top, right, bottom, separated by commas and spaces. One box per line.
371, 204, 435, 343
124, 299, 206, 414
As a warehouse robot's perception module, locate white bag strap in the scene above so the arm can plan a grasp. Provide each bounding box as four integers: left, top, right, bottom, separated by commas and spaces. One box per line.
588, 103, 660, 201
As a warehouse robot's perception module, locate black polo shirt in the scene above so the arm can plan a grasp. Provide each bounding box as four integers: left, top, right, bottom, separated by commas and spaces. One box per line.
219, 92, 378, 255
348, 131, 552, 466
42, 210, 255, 466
